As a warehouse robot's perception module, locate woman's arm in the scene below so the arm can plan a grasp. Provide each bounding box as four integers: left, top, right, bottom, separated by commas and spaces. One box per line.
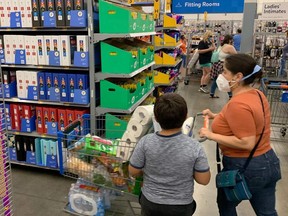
199, 128, 256, 151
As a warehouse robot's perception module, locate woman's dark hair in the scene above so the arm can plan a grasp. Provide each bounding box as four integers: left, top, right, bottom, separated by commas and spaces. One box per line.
237, 28, 242, 34
154, 93, 187, 130
224, 54, 263, 85
221, 35, 233, 46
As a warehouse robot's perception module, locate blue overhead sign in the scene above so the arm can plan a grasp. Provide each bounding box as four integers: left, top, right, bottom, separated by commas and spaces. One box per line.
172, 0, 244, 14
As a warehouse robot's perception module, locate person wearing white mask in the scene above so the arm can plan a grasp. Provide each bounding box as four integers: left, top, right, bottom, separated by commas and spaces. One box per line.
199, 54, 281, 216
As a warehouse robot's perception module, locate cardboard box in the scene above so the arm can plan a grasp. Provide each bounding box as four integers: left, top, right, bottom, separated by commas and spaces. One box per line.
42, 107, 50, 133
36, 36, 45, 65
66, 109, 74, 125
16, 70, 27, 98
4, 35, 14, 64
58, 73, 68, 102
38, 72, 46, 100
30, 36, 38, 65
55, 0, 65, 26
76, 74, 88, 90
76, 35, 88, 52
24, 36, 33, 65
2, 70, 9, 84
67, 74, 76, 102
11, 104, 21, 131
58, 109, 67, 131
23, 105, 35, 119
64, 0, 74, 26
32, 0, 41, 27
36, 106, 44, 133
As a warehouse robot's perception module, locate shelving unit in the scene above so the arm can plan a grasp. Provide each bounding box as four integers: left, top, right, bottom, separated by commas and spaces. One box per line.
252, 19, 288, 78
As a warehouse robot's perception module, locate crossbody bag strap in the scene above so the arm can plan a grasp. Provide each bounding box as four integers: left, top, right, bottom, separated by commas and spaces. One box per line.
241, 91, 265, 172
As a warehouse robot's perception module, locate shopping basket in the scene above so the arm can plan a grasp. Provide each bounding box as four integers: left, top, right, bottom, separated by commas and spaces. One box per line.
58, 114, 143, 216
261, 78, 288, 141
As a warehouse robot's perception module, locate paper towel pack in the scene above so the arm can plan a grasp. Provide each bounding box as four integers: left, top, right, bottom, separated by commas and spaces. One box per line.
132, 105, 154, 126
127, 118, 151, 138
116, 131, 138, 161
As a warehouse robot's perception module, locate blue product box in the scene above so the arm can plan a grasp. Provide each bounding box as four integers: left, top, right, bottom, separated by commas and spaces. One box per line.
38, 72, 46, 100
21, 116, 36, 133
10, 11, 22, 28
25, 138, 36, 165
5, 104, 12, 130
0, 49, 5, 64
49, 73, 60, 101
70, 10, 87, 27
45, 72, 53, 99
76, 74, 88, 90
59, 73, 68, 102
1, 82, 17, 98
68, 74, 76, 102
73, 51, 88, 67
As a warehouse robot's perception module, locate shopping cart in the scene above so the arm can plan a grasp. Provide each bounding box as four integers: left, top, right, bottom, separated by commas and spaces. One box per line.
58, 112, 208, 216
261, 78, 288, 141
0, 75, 13, 215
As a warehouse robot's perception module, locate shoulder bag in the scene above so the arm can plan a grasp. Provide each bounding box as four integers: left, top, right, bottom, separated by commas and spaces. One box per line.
215, 91, 265, 202
211, 46, 221, 63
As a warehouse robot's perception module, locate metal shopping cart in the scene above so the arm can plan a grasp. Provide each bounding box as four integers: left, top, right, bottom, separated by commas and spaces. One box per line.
0, 72, 13, 215
261, 78, 288, 141
58, 112, 208, 216
58, 114, 143, 216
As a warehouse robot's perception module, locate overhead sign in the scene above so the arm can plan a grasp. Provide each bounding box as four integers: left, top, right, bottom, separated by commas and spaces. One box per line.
262, 2, 288, 19
172, 0, 244, 14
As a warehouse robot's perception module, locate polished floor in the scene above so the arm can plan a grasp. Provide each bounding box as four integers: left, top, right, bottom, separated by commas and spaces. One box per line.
10, 77, 288, 216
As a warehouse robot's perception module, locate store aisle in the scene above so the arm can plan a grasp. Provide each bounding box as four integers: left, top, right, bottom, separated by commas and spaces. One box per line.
11, 79, 288, 216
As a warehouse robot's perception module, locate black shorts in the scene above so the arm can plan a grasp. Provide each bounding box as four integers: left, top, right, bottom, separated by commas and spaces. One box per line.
139, 193, 197, 216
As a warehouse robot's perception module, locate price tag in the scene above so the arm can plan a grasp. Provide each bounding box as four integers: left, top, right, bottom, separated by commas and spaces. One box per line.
154, 0, 160, 19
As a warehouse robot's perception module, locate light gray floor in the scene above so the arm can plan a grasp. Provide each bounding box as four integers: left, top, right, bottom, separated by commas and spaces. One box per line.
10, 76, 288, 216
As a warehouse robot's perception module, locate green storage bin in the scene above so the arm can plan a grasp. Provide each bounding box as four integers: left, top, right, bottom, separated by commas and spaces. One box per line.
146, 14, 155, 32
99, 0, 140, 33
100, 80, 138, 109
101, 41, 139, 74
105, 113, 128, 139
145, 72, 154, 93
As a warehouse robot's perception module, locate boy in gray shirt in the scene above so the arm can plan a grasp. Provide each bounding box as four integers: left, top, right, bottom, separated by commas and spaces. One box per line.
129, 93, 210, 216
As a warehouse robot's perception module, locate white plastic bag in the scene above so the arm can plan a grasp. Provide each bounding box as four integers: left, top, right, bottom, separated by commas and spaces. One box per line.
187, 49, 199, 69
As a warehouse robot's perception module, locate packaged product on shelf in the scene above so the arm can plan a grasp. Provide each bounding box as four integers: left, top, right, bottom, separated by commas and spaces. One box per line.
5, 104, 12, 130
36, 36, 46, 65
58, 108, 67, 131
46, 0, 55, 12
23, 0, 33, 28
26, 137, 36, 164
7, 134, 17, 160
43, 107, 50, 133
73, 0, 84, 10
60, 35, 75, 66
55, 0, 65, 26
76, 36, 89, 52
64, 0, 74, 26
45, 72, 53, 99
49, 108, 58, 123
41, 139, 50, 166
15, 136, 26, 161
24, 36, 39, 65
32, 0, 41, 27
68, 73, 76, 102
22, 105, 36, 119
38, 72, 46, 99
66, 109, 75, 125
59, 73, 68, 101
3, 35, 14, 64
44, 36, 52, 65
39, 0, 47, 26
36, 106, 44, 133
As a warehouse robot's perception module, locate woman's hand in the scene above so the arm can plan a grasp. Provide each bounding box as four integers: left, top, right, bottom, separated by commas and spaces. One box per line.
199, 127, 213, 140
202, 109, 217, 119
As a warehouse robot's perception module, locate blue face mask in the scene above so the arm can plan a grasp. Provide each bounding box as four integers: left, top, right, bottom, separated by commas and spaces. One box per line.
241, 65, 262, 81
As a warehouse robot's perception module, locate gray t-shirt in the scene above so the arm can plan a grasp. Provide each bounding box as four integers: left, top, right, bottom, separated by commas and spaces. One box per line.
130, 132, 210, 205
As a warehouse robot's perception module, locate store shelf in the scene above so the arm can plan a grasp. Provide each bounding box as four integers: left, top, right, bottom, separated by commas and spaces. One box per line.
154, 43, 182, 51
155, 77, 177, 87
154, 58, 182, 69
4, 98, 90, 107
7, 131, 57, 139
0, 64, 89, 71
106, 0, 154, 6
0, 27, 88, 32
10, 161, 59, 171
95, 62, 155, 81
96, 87, 154, 115
94, 32, 156, 43
155, 27, 180, 31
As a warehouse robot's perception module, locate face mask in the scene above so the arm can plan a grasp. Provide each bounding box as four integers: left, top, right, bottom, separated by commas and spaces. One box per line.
216, 74, 236, 92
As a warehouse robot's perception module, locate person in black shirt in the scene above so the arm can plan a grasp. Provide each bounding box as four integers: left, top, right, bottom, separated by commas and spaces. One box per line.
198, 31, 215, 93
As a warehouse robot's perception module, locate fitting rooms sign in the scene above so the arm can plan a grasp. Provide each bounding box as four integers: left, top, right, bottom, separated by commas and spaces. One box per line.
262, 2, 288, 19
172, 0, 244, 14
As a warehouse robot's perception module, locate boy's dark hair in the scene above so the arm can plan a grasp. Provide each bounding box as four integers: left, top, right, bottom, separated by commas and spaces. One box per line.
221, 34, 233, 46
237, 28, 242, 34
224, 54, 262, 85
154, 93, 187, 130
